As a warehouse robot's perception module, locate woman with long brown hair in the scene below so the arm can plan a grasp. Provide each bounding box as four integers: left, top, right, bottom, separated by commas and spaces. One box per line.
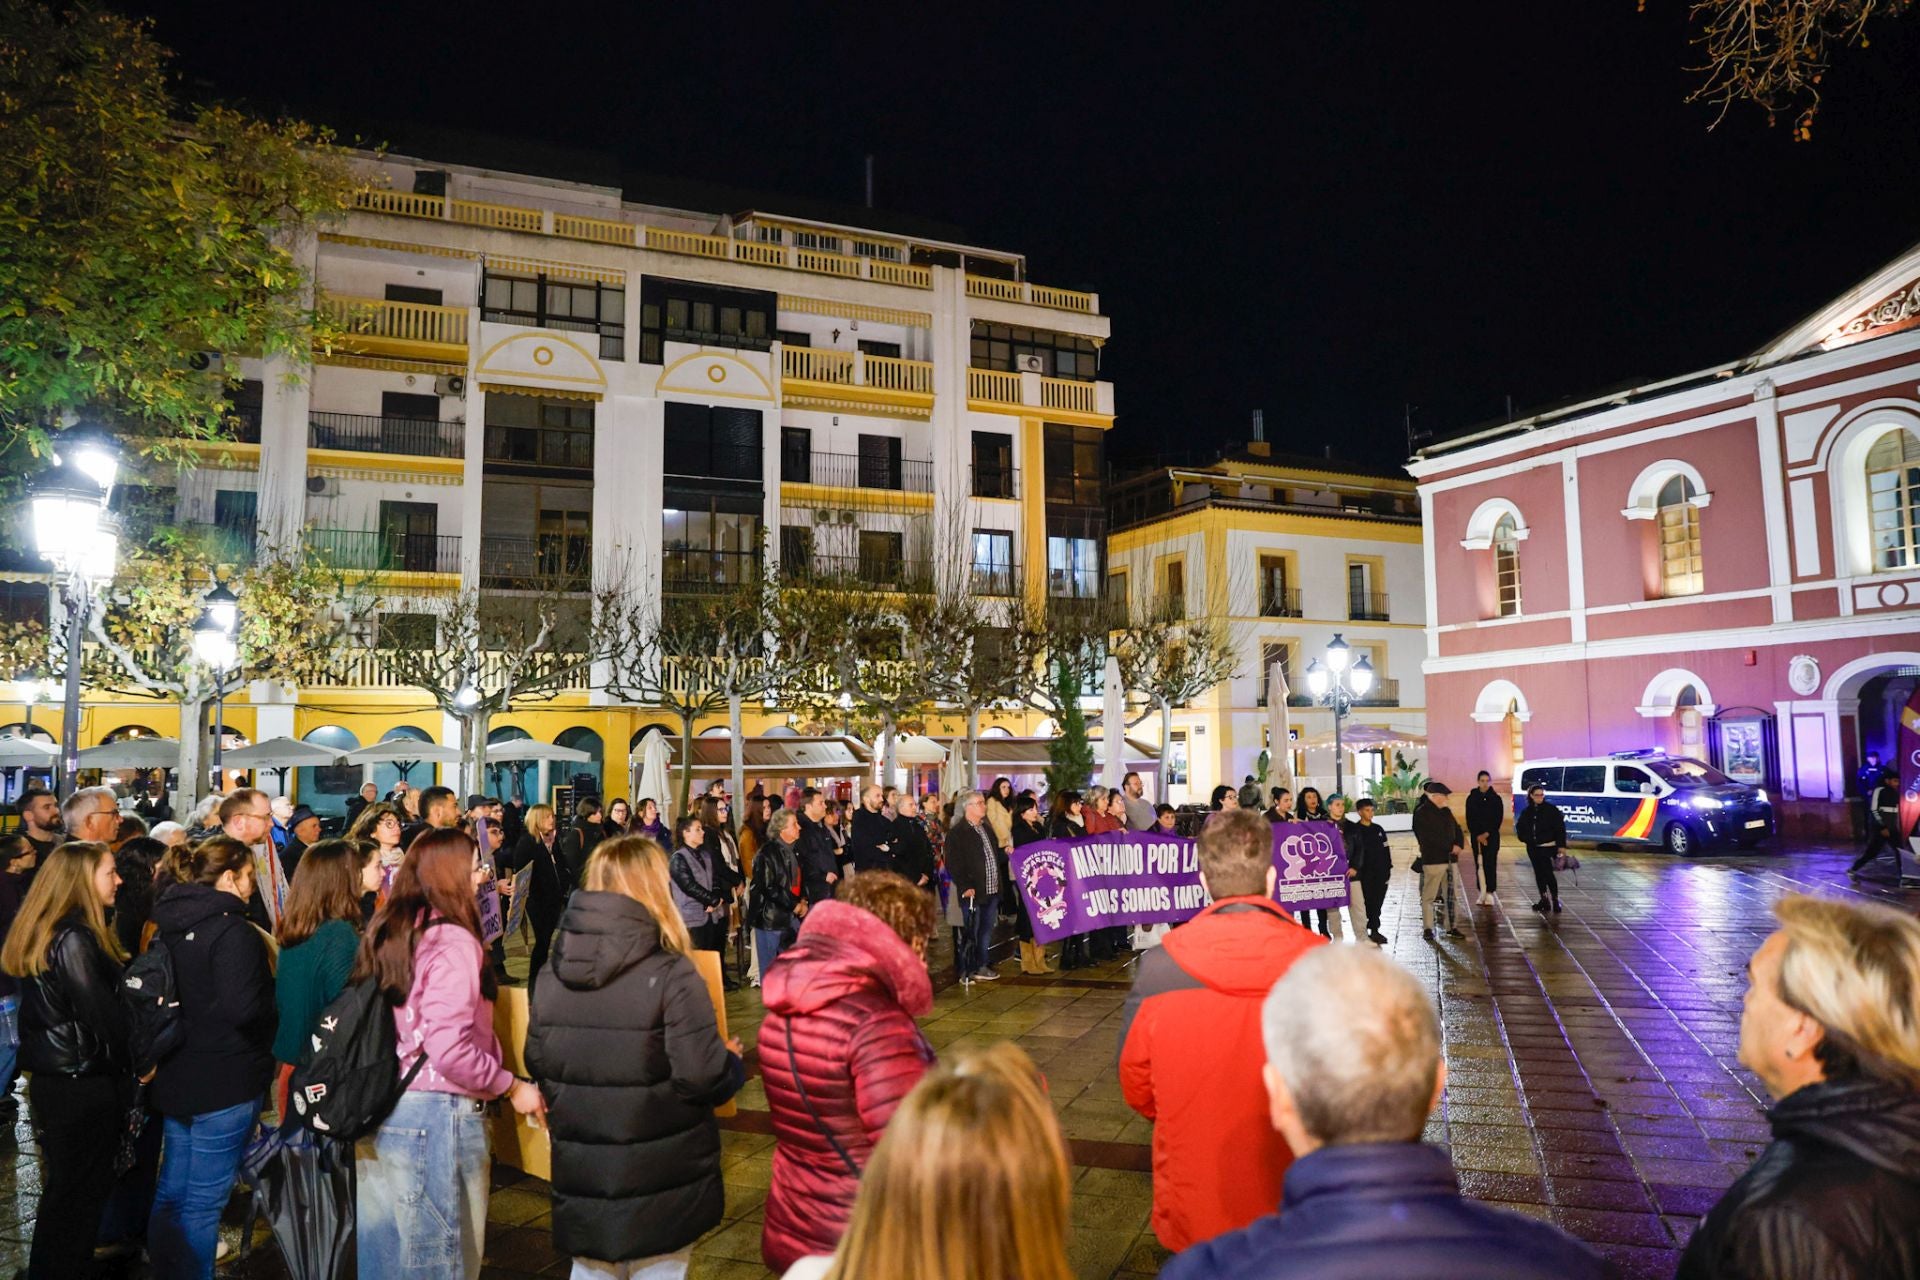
148, 835, 278, 1276
699, 794, 745, 989
4, 842, 129, 1279
780, 1042, 1071, 1280
272, 840, 377, 1115
355, 828, 544, 1279
346, 800, 407, 899
527, 836, 744, 1279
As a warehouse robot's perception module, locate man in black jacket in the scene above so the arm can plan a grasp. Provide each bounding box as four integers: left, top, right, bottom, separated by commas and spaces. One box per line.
1678, 894, 1920, 1280
1464, 771, 1504, 908
945, 790, 1002, 982
1410, 783, 1463, 942
1513, 783, 1566, 914
890, 793, 935, 889
1349, 797, 1392, 945
795, 788, 839, 904
847, 783, 895, 874
747, 810, 809, 974
1848, 768, 1903, 880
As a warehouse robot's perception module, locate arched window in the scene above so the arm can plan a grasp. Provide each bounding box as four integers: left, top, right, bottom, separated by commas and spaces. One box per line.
1504, 698, 1525, 768
1657, 475, 1704, 597
1867, 428, 1920, 571
1492, 514, 1522, 617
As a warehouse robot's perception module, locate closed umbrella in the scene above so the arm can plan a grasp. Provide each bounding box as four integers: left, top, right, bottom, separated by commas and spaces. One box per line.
1100, 654, 1125, 790
239, 1126, 353, 1280
634, 730, 670, 811
1268, 661, 1293, 790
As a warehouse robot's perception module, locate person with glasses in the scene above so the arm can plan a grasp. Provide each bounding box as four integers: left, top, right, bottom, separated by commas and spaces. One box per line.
217, 787, 286, 932
59, 786, 122, 848
346, 802, 408, 904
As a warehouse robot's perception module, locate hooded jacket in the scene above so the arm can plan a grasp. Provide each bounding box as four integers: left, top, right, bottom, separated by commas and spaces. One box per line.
1677, 1076, 1920, 1280
1119, 895, 1329, 1250
148, 881, 277, 1117
756, 900, 935, 1272
525, 891, 743, 1263
1162, 1142, 1608, 1280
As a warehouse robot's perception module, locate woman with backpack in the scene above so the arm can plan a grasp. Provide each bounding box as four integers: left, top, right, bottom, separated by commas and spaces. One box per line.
273, 840, 374, 1117
2, 842, 130, 1279
355, 827, 545, 1279
526, 836, 745, 1280
146, 835, 278, 1278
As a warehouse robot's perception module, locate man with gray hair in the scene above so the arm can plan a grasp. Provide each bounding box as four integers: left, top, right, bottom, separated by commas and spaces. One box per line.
60, 785, 122, 847
1162, 945, 1606, 1279
944, 790, 1001, 982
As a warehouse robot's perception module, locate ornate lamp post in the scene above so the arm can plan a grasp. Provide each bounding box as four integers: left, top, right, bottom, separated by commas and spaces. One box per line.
1303, 633, 1375, 798
31, 436, 120, 797
191, 583, 240, 793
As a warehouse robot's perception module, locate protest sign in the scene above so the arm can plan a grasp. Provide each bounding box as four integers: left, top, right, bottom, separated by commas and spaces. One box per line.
502, 862, 535, 939
477, 877, 504, 945
1009, 821, 1349, 944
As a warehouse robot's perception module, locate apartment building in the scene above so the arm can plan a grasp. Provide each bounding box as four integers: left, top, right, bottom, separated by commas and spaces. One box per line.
56, 150, 1116, 816
1106, 444, 1426, 804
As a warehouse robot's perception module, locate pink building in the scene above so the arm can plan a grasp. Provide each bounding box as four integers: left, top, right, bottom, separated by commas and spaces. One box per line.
1410, 242, 1920, 837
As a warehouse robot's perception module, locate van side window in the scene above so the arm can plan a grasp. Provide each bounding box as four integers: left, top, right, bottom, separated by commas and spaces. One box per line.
1518, 766, 1563, 793
1562, 765, 1606, 794
1614, 765, 1654, 794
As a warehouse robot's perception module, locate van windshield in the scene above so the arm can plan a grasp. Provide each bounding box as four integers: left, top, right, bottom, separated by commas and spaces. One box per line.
1646, 758, 1732, 788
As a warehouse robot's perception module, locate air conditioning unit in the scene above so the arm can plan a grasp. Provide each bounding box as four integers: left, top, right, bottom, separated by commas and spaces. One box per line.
813, 508, 833, 525
838, 510, 857, 525
188, 351, 224, 373
306, 475, 340, 497
1017, 353, 1045, 374
435, 374, 467, 398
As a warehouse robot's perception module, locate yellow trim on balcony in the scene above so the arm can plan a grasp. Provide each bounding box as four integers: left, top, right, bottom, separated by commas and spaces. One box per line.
778, 296, 931, 329
314, 353, 468, 376
967, 368, 1022, 404
553, 212, 637, 247
485, 253, 625, 286
320, 294, 468, 363
778, 482, 935, 514
319, 232, 479, 261
450, 199, 542, 233
644, 226, 729, 259
306, 447, 467, 479
175, 439, 262, 468
327, 568, 463, 592
780, 348, 934, 418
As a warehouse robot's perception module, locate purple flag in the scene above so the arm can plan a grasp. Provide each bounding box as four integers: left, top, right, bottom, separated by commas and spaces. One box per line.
1008, 821, 1350, 944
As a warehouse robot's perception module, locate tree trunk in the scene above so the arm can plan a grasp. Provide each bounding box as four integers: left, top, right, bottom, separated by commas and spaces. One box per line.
965, 705, 981, 798
676, 710, 696, 819
1157, 695, 1174, 806
468, 707, 492, 799
728, 693, 745, 817
880, 714, 896, 790
176, 693, 208, 819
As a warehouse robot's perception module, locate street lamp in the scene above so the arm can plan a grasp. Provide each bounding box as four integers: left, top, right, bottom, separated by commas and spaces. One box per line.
192, 586, 239, 793
31, 441, 120, 797
1303, 632, 1375, 797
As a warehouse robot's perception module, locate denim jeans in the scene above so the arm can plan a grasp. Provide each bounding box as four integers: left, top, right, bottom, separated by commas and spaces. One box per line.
968, 894, 999, 973
357, 1089, 491, 1279
753, 928, 786, 979
148, 1098, 261, 1279
0, 994, 19, 1112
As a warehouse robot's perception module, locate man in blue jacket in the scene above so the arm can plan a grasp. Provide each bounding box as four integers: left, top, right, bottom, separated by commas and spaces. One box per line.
1162, 945, 1607, 1280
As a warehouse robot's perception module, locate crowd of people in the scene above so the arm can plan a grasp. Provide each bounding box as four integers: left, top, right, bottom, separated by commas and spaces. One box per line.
0, 766, 1914, 1280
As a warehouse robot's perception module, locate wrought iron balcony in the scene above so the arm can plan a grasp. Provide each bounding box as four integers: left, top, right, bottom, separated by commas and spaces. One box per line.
306, 529, 460, 575
661, 549, 762, 594
1261, 587, 1303, 618
780, 449, 933, 494
309, 412, 465, 459
1348, 592, 1391, 622
480, 535, 590, 591
971, 463, 1019, 500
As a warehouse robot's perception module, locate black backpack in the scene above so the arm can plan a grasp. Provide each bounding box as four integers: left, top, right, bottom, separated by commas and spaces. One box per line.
120, 937, 186, 1078
286, 921, 449, 1140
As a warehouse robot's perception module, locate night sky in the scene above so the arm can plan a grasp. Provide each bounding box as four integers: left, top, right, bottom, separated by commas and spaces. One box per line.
133, 1, 1920, 464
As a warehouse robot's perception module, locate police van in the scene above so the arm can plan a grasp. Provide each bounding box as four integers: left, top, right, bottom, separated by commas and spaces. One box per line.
1513, 750, 1775, 855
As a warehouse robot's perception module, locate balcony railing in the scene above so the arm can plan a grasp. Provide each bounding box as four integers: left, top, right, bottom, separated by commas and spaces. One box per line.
971, 463, 1018, 500
965, 368, 1113, 418
963, 274, 1097, 314
309, 412, 465, 459
970, 563, 1021, 597
1348, 592, 1391, 622
307, 529, 461, 575
785, 555, 934, 590
186, 522, 257, 564
480, 536, 590, 590
662, 549, 762, 594
320, 294, 468, 362
779, 347, 934, 399
1261, 587, 1303, 618
781, 450, 933, 493
1269, 678, 1400, 709
310, 647, 587, 691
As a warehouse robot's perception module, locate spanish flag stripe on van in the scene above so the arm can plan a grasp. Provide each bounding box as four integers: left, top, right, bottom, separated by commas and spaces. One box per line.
1615, 798, 1657, 840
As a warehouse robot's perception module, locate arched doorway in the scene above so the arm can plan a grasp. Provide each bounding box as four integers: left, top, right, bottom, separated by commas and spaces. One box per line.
555, 727, 604, 800
297, 726, 361, 820
372, 725, 437, 799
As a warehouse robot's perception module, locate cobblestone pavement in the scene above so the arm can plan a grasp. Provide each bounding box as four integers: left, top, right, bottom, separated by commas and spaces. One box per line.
0, 837, 1909, 1278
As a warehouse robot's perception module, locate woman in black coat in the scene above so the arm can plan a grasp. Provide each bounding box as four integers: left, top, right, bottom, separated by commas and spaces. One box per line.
1009, 795, 1055, 975
501, 803, 566, 989
527, 839, 744, 1272
2, 842, 130, 1279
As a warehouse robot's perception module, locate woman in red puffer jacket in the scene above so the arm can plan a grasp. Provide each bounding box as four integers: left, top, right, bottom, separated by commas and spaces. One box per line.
758, 871, 937, 1272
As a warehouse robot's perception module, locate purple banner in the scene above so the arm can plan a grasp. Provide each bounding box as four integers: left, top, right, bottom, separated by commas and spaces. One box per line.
1008, 821, 1350, 944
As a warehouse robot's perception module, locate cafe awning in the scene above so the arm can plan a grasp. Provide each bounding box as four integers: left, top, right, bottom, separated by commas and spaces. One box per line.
967, 735, 1163, 774
644, 735, 875, 779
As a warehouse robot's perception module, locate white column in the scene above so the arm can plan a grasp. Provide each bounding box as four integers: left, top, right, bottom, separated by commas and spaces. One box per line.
928, 266, 970, 593
1752, 381, 1794, 624
1561, 453, 1587, 644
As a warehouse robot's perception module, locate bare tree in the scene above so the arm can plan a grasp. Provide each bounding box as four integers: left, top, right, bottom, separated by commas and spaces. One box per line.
1664, 0, 1911, 137
1112, 595, 1241, 792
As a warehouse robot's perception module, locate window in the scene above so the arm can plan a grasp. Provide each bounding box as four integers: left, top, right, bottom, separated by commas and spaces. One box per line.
1505, 699, 1525, 767
1047, 535, 1100, 598
1657, 475, 1704, 597
1562, 764, 1607, 795
969, 322, 1098, 381
856, 340, 901, 360
1493, 514, 1523, 617
485, 396, 594, 471
972, 431, 1015, 499
382, 391, 439, 421
639, 277, 774, 363
776, 329, 810, 349
858, 530, 905, 581
1517, 765, 1562, 793
851, 239, 901, 262
1867, 428, 1920, 571
793, 229, 839, 253
971, 529, 1014, 595
1347, 559, 1388, 620
663, 402, 762, 482
378, 501, 440, 571
1613, 764, 1655, 794
857, 434, 903, 490
224, 379, 264, 442
1106, 569, 1129, 608
662, 493, 762, 588
213, 488, 256, 530
1260, 555, 1298, 616
378, 612, 437, 650
385, 283, 443, 306
1257, 642, 1293, 706
1044, 424, 1103, 507
538, 508, 592, 581
780, 524, 813, 573
780, 427, 812, 483
1159, 559, 1186, 619
1168, 731, 1189, 787
482, 270, 624, 360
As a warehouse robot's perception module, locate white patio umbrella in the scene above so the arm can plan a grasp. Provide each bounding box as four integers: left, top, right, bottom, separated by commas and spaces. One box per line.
487, 740, 592, 764
345, 741, 463, 766
633, 729, 670, 810
0, 737, 58, 768
77, 736, 182, 769
1268, 661, 1293, 789
222, 737, 347, 769
1100, 654, 1125, 789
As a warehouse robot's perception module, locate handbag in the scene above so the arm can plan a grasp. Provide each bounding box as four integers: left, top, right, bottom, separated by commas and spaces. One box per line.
112, 1081, 149, 1178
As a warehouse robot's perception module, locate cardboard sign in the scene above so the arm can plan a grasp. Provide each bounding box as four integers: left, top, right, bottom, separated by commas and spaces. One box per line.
502, 863, 535, 940
476, 880, 504, 945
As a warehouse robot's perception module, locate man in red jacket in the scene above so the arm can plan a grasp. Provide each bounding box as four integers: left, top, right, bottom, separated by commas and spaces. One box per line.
1120, 807, 1328, 1251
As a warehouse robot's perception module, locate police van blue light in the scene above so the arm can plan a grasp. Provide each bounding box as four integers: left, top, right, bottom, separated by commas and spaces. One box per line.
1514, 750, 1775, 856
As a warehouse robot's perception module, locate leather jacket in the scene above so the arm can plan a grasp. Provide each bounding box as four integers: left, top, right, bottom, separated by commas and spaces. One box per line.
19, 912, 130, 1077
748, 836, 805, 932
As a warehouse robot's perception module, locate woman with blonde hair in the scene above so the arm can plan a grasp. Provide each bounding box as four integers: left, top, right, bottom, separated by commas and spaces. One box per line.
781, 1041, 1071, 1280
5, 842, 130, 1278
501, 802, 566, 989
528, 836, 744, 1279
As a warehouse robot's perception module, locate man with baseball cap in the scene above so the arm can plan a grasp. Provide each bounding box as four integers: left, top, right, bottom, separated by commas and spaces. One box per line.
1410, 781, 1464, 941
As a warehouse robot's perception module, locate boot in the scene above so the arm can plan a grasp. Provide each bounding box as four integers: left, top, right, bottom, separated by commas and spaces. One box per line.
1041, 944, 1060, 972
1019, 940, 1047, 976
